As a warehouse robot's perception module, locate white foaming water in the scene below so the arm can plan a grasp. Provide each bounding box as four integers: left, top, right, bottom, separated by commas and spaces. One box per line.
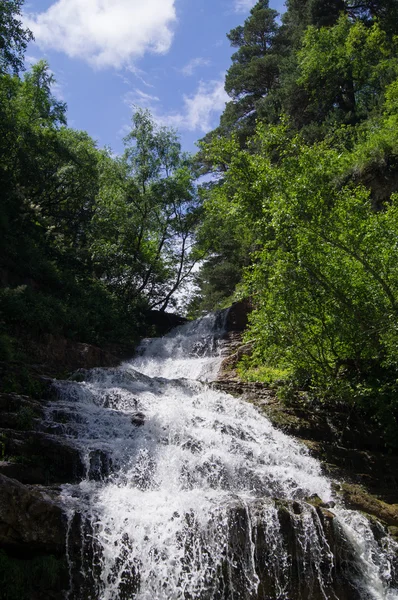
48, 313, 398, 600
133, 313, 227, 381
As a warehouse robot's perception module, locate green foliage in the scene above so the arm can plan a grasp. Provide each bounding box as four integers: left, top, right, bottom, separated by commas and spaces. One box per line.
199, 112, 398, 445
0, 278, 148, 347
112, 108, 202, 311
214, 0, 284, 142
0, 4, 201, 355
297, 16, 398, 126
0, 0, 33, 75
200, 0, 398, 149
234, 128, 398, 380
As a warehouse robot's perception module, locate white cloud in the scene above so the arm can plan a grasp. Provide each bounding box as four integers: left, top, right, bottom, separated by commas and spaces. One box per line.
24, 0, 177, 69
124, 88, 160, 108
157, 78, 228, 133
24, 54, 40, 66
51, 79, 66, 102
234, 0, 257, 12
126, 65, 155, 88
123, 77, 228, 134
180, 57, 211, 77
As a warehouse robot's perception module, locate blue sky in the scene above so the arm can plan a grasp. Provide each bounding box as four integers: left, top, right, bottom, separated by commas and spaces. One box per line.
24, 0, 286, 154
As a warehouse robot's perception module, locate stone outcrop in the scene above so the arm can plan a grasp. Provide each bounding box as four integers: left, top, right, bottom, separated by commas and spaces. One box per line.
0, 353, 121, 598
146, 310, 188, 336
214, 376, 398, 529
214, 497, 366, 600
0, 474, 67, 556
223, 298, 252, 332
26, 334, 121, 373
340, 482, 398, 532
0, 308, 194, 598
0, 428, 85, 484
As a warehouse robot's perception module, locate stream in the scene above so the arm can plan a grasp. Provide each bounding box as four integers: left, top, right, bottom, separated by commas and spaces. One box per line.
46, 312, 398, 599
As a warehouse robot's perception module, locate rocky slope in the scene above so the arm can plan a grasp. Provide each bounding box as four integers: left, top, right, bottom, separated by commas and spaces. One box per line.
0, 335, 124, 599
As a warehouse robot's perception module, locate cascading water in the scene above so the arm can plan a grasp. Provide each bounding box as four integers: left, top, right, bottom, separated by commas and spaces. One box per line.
45, 313, 398, 600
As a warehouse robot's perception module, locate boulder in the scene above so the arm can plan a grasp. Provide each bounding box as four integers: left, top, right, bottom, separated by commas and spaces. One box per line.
0, 428, 85, 484
0, 474, 67, 556
145, 310, 188, 336
0, 461, 48, 485
31, 335, 120, 372
341, 482, 398, 527
223, 299, 252, 333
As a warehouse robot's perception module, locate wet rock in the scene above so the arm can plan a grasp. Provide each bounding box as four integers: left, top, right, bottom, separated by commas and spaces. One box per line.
0, 411, 41, 431
214, 377, 398, 509
212, 380, 276, 403
306, 494, 336, 510
88, 450, 112, 481
388, 526, 398, 542
340, 482, 398, 527
0, 428, 84, 484
217, 342, 254, 382
0, 474, 67, 555
222, 299, 252, 333
25, 334, 121, 373
131, 412, 145, 427
0, 550, 68, 600
0, 460, 48, 485
0, 392, 44, 415
218, 498, 365, 600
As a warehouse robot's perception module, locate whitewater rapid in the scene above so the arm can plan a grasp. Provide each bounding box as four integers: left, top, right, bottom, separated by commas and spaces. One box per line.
45, 313, 397, 599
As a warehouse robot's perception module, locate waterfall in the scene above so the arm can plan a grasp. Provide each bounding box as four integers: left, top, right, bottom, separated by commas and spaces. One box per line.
46, 313, 398, 600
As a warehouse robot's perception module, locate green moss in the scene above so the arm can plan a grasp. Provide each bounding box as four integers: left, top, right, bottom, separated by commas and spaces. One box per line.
237, 358, 292, 386
340, 482, 398, 528
305, 495, 324, 508
0, 551, 68, 600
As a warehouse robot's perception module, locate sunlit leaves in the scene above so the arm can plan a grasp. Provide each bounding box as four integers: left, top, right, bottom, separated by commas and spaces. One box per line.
297, 16, 398, 123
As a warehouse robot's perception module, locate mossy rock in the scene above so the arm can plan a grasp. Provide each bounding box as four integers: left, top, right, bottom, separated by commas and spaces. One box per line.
340, 482, 398, 527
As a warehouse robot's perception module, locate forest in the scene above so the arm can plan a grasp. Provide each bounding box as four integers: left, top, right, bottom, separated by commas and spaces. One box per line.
2, 0, 398, 446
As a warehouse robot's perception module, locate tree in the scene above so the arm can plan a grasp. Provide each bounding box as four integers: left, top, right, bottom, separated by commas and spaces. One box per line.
0, 0, 33, 75
0, 60, 68, 277
297, 16, 398, 127
284, 0, 398, 33
90, 109, 201, 312
217, 0, 284, 143
198, 113, 398, 443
